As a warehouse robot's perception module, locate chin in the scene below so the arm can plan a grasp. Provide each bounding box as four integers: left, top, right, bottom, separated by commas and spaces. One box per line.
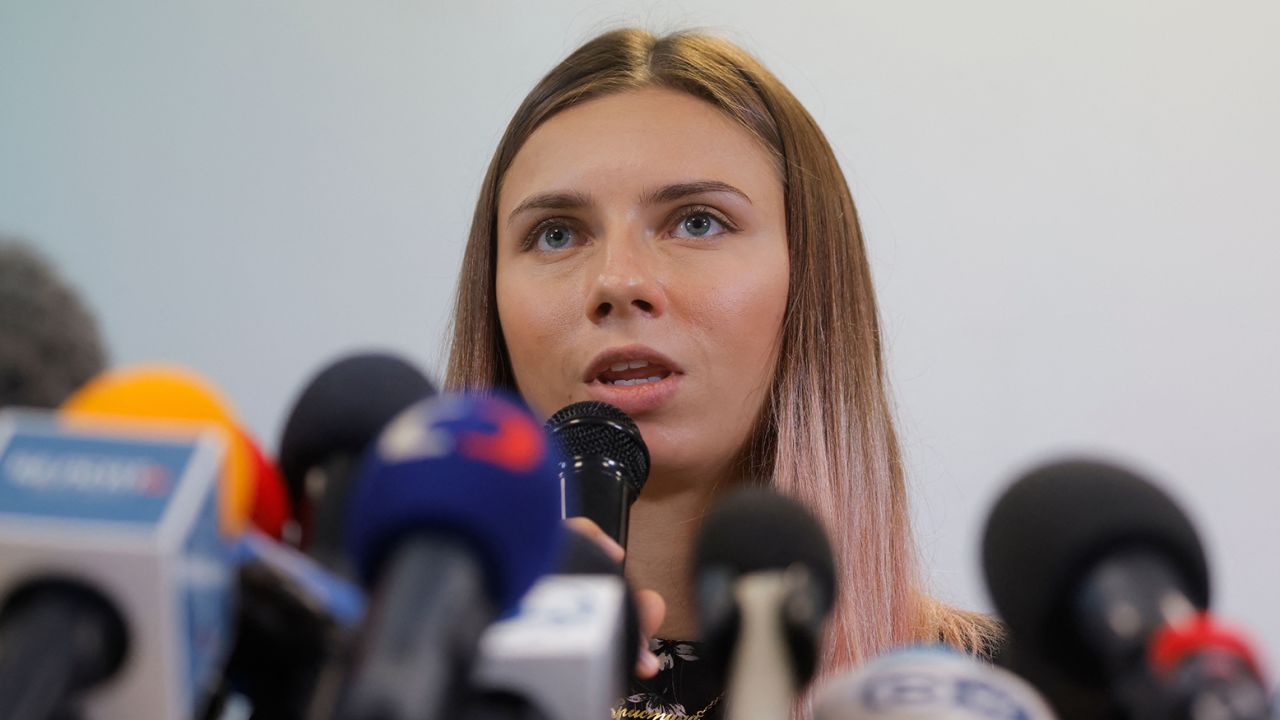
635, 425, 736, 485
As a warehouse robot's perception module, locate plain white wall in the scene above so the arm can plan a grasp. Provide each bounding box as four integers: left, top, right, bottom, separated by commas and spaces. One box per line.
3, 0, 1277, 675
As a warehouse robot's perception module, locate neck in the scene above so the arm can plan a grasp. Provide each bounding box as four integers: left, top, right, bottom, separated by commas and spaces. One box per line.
624, 462, 738, 640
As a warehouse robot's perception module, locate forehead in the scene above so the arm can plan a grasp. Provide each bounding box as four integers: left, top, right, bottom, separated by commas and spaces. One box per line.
500, 87, 781, 213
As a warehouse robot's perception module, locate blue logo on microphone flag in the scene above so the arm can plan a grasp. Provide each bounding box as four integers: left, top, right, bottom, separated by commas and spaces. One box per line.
0, 410, 235, 717
0, 429, 195, 523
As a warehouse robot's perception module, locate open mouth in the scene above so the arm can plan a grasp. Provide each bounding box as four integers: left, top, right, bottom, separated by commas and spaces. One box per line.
594, 359, 674, 386
584, 347, 683, 413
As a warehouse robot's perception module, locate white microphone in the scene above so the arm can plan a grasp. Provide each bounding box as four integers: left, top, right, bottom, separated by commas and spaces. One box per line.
812, 645, 1056, 720
471, 531, 635, 720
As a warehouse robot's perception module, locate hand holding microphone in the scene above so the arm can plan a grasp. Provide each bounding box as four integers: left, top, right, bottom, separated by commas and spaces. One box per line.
561, 517, 667, 679
545, 400, 665, 679
545, 401, 649, 548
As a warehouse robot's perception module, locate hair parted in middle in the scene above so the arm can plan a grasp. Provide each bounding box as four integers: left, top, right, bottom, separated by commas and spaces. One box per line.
446, 27, 1000, 674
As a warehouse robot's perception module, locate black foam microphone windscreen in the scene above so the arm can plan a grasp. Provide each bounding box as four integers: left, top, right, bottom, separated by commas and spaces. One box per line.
694, 488, 837, 605
277, 352, 435, 557
982, 458, 1210, 680
694, 487, 836, 689
0, 239, 107, 408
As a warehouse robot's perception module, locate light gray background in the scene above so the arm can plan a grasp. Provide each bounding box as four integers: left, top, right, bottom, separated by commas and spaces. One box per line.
3, 0, 1277, 676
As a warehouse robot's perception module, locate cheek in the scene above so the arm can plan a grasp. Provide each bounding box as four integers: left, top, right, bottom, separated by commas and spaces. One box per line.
728, 280, 788, 396
691, 254, 787, 356
495, 264, 580, 413
676, 247, 789, 406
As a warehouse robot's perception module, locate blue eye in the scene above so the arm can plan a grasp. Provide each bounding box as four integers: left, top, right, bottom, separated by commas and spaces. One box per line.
674, 212, 726, 239
536, 224, 576, 251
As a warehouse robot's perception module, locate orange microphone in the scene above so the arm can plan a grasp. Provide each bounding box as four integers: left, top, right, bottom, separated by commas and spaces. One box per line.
60, 364, 271, 535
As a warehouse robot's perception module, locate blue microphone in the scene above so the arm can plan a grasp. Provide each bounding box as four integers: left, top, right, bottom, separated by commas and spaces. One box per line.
337, 393, 564, 720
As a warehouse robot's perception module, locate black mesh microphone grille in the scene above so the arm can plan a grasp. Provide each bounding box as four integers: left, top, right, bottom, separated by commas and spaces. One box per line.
545, 401, 649, 493
1, 239, 107, 408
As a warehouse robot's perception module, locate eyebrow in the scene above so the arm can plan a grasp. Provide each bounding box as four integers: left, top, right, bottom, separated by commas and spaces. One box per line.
506, 180, 752, 227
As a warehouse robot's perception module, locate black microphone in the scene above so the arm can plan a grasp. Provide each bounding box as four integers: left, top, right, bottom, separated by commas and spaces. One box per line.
0, 580, 127, 720
0, 239, 107, 409
545, 401, 649, 547
278, 351, 435, 571
982, 458, 1272, 720
202, 532, 365, 720
694, 487, 837, 720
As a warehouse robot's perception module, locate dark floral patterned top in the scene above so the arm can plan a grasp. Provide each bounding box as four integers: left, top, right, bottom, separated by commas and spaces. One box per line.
614, 639, 724, 720
611, 631, 1005, 720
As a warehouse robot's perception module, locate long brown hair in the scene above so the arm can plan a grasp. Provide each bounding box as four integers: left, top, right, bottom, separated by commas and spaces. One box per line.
446, 28, 997, 672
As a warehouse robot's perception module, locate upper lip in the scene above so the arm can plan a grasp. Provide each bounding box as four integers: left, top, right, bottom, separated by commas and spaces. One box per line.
583, 345, 684, 383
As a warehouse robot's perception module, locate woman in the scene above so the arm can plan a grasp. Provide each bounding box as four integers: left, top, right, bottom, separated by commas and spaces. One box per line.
446, 28, 999, 718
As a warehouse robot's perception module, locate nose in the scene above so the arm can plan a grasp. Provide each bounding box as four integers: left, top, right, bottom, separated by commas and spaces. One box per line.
586, 233, 666, 323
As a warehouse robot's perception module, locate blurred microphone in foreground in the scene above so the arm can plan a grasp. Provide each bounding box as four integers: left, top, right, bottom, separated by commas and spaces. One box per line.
278, 352, 436, 568
473, 529, 639, 720
208, 528, 366, 720
61, 365, 266, 536
0, 394, 241, 719
336, 393, 564, 720
203, 351, 435, 720
983, 458, 1273, 720
694, 487, 837, 720
0, 239, 106, 408
65, 364, 375, 720
812, 645, 1056, 719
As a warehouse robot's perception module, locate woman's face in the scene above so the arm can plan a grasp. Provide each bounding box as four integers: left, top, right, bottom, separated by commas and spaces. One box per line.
496, 87, 789, 483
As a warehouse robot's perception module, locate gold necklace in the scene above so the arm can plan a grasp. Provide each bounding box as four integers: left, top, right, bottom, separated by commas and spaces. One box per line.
611, 693, 723, 720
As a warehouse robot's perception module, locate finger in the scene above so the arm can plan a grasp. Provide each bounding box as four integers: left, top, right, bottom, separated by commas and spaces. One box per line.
633, 589, 667, 679
565, 516, 625, 563
635, 588, 666, 637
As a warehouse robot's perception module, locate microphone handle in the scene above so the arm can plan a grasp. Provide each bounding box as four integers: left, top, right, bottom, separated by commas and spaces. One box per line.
338, 535, 493, 720
217, 559, 343, 720
724, 573, 798, 720
1149, 648, 1272, 720
564, 456, 639, 547
305, 454, 360, 575
0, 584, 125, 720
1076, 551, 1198, 712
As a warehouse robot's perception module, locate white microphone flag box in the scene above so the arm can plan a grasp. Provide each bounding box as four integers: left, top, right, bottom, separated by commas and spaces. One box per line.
474, 574, 628, 720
